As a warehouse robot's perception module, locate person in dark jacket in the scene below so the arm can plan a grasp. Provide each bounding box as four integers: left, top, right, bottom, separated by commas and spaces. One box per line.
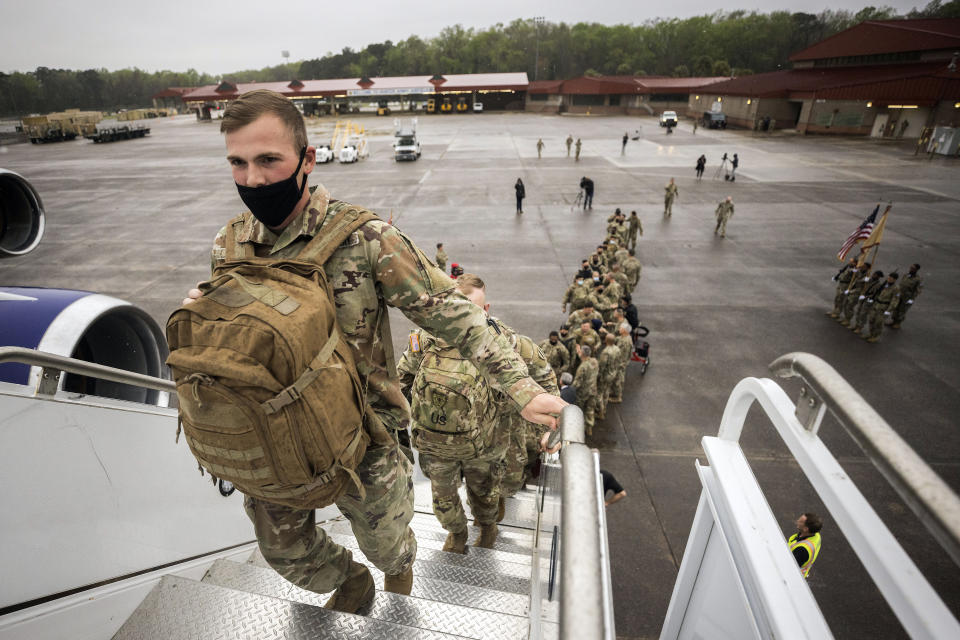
559, 372, 578, 406
579, 176, 594, 209
619, 295, 639, 331
695, 155, 706, 181
515, 178, 525, 214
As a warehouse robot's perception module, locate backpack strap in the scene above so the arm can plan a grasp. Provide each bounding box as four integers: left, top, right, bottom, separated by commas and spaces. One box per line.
297, 205, 379, 266
225, 215, 254, 259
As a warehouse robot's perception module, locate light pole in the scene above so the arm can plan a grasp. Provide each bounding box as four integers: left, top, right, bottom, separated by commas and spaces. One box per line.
533, 16, 545, 81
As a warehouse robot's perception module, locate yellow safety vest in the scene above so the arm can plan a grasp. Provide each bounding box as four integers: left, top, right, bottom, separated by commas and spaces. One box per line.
788, 532, 822, 578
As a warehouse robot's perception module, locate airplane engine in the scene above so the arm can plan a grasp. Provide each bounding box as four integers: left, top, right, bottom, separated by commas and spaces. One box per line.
0, 287, 170, 406
0, 169, 46, 258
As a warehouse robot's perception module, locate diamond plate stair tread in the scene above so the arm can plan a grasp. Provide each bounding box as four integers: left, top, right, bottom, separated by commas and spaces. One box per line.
409, 512, 535, 546
328, 519, 533, 560
113, 575, 461, 640
250, 546, 529, 595
328, 532, 530, 579
204, 559, 530, 640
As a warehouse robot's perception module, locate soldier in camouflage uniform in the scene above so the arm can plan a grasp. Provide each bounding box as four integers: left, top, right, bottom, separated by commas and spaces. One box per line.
573, 344, 600, 435
664, 178, 679, 216
610, 263, 631, 294
609, 324, 633, 404
828, 258, 857, 318
839, 264, 872, 327
623, 250, 642, 292
539, 331, 571, 378
891, 264, 922, 329
598, 274, 623, 321
864, 273, 900, 343
596, 334, 621, 420
562, 276, 593, 314
627, 211, 642, 251
714, 196, 734, 237
852, 270, 885, 334
435, 243, 447, 273
192, 90, 565, 614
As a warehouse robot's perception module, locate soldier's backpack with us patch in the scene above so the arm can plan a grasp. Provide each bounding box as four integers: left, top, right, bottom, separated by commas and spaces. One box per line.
166, 205, 377, 509
410, 338, 497, 459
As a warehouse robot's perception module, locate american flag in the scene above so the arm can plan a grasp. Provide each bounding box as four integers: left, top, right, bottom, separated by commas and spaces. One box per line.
837, 205, 879, 261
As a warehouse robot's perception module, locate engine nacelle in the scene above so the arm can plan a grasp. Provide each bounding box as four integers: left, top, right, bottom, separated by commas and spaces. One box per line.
0, 287, 169, 406
0, 169, 45, 258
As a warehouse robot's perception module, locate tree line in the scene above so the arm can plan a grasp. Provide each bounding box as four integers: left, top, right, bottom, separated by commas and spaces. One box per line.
1, 2, 957, 118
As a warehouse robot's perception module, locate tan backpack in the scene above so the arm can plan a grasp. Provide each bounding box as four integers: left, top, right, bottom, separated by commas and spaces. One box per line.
166, 205, 377, 509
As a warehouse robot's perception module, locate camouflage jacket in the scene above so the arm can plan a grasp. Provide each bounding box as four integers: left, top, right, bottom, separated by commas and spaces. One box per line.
616, 333, 634, 365
665, 183, 679, 199
568, 307, 603, 328
873, 282, 900, 310
628, 215, 642, 237
623, 256, 641, 283
212, 186, 544, 434
573, 357, 599, 396
715, 201, 734, 218
598, 344, 621, 382
612, 271, 631, 293
600, 280, 623, 307
435, 249, 447, 268
539, 339, 571, 376
897, 273, 923, 300
572, 327, 601, 350
563, 281, 592, 308
613, 248, 629, 267
493, 318, 560, 443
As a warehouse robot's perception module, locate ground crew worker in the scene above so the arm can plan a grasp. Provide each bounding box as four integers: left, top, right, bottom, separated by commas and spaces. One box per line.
540, 331, 571, 378
188, 89, 565, 614
596, 334, 621, 420
828, 258, 858, 319
575, 138, 582, 161
623, 250, 641, 291
839, 264, 873, 327
664, 178, 679, 216
435, 242, 447, 272
536, 138, 544, 159
864, 273, 900, 343
787, 513, 823, 578
852, 270, 885, 334
566, 134, 573, 156
627, 210, 642, 251
573, 344, 599, 435
714, 196, 734, 238
891, 263, 923, 328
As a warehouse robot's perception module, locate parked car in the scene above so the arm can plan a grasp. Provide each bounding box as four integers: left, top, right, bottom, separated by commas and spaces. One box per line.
701, 111, 728, 129
659, 111, 678, 127
473, 102, 484, 112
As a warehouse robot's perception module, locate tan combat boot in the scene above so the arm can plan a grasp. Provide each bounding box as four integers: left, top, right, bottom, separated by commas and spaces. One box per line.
474, 523, 498, 549
442, 530, 468, 554
324, 560, 375, 613
383, 566, 414, 595
497, 497, 506, 523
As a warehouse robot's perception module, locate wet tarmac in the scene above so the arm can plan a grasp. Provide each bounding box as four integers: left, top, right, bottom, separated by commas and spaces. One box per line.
2, 112, 959, 639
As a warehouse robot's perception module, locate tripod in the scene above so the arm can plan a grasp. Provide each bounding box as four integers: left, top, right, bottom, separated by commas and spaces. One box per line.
713, 157, 729, 180
572, 189, 584, 211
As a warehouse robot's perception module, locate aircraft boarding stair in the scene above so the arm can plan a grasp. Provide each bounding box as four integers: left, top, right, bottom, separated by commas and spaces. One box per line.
113, 494, 558, 640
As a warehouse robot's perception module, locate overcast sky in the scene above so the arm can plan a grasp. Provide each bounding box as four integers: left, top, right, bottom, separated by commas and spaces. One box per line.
1, 0, 924, 75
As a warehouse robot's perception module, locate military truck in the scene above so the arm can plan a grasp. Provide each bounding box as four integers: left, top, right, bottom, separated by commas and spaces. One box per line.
22, 115, 78, 144
85, 111, 150, 143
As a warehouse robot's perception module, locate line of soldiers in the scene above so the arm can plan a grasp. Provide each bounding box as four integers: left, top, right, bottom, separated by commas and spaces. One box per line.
541, 209, 645, 435
397, 274, 560, 554
828, 260, 923, 342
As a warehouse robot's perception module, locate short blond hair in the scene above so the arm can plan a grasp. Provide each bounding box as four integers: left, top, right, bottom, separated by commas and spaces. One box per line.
456, 273, 485, 295
220, 89, 308, 152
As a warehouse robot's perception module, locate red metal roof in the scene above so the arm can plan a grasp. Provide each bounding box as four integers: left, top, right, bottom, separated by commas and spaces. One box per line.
440, 73, 529, 90
699, 62, 955, 101
790, 19, 960, 62
528, 80, 564, 94
636, 77, 729, 92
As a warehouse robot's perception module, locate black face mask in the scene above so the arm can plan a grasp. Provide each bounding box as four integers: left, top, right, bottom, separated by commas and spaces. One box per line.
236, 146, 308, 228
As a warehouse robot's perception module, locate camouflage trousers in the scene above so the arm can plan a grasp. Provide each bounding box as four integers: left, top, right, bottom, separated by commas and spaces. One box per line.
501, 419, 543, 498
582, 396, 597, 435
664, 195, 675, 216
892, 299, 914, 325
867, 305, 891, 339
841, 292, 862, 323
715, 213, 731, 237
244, 443, 416, 595
419, 444, 505, 532
854, 299, 874, 331
610, 364, 627, 400
597, 374, 616, 418
832, 284, 848, 315
628, 232, 638, 252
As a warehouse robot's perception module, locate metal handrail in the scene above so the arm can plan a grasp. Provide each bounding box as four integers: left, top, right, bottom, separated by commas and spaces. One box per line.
770, 352, 960, 568
0, 346, 175, 395
555, 405, 615, 640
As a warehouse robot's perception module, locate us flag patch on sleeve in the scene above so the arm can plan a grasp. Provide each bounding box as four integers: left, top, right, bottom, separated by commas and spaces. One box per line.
409, 333, 421, 353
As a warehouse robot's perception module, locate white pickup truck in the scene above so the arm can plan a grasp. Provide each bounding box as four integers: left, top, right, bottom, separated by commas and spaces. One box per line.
394, 129, 421, 161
